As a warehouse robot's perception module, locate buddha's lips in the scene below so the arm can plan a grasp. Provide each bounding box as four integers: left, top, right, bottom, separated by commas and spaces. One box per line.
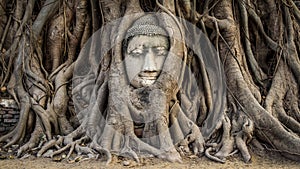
138, 71, 160, 80
139, 76, 158, 80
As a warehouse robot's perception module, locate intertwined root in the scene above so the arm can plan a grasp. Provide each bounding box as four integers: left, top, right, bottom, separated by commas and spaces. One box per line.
31, 85, 206, 163
89, 88, 204, 163
204, 106, 254, 163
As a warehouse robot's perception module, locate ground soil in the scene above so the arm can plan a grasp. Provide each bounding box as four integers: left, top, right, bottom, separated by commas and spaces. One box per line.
0, 148, 299, 169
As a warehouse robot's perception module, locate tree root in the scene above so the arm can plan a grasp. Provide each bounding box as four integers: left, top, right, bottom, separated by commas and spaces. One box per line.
95, 123, 164, 164
37, 136, 63, 157
234, 116, 254, 162
204, 115, 234, 163
205, 146, 225, 163
170, 101, 205, 156
51, 136, 91, 158
204, 104, 254, 163
37, 134, 93, 160
17, 120, 44, 157
214, 115, 234, 161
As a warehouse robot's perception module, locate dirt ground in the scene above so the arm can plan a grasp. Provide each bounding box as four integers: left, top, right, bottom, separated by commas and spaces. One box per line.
0, 149, 299, 169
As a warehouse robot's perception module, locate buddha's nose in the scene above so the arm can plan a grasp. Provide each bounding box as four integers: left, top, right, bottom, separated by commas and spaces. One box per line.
142, 49, 157, 72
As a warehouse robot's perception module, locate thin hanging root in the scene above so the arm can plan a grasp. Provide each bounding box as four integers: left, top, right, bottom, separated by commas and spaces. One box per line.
179, 0, 201, 20
283, 6, 300, 84
287, 0, 300, 23
246, 4, 279, 51
0, 15, 11, 51
80, 13, 90, 48
238, 0, 266, 84
0, 0, 35, 88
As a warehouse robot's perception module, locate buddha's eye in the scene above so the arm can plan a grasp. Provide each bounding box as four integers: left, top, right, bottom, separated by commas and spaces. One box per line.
155, 47, 168, 56
130, 49, 143, 56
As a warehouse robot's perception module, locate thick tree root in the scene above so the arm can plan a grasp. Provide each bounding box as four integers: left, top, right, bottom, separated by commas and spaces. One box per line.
234, 115, 254, 162
205, 115, 234, 163
170, 101, 205, 156
213, 117, 234, 161
17, 121, 44, 157
205, 146, 225, 163
204, 107, 254, 163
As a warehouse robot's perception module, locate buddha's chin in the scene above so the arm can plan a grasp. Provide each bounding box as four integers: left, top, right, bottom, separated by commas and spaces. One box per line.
140, 79, 155, 86
130, 77, 156, 88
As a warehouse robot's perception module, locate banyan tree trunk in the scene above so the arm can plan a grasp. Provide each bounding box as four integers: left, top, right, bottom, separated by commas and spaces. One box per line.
0, 0, 299, 164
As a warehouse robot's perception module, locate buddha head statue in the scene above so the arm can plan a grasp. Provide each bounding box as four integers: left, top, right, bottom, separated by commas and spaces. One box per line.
124, 14, 170, 88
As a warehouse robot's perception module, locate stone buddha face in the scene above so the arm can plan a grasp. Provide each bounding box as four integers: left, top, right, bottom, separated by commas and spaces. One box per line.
124, 35, 169, 88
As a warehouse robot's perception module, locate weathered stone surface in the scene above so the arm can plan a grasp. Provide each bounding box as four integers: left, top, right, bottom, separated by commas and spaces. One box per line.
8, 110, 19, 115
3, 114, 13, 119
0, 99, 18, 109
0, 99, 20, 134
4, 119, 18, 123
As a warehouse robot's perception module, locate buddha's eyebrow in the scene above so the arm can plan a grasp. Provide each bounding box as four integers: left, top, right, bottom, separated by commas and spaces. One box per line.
128, 44, 142, 50
128, 46, 143, 53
